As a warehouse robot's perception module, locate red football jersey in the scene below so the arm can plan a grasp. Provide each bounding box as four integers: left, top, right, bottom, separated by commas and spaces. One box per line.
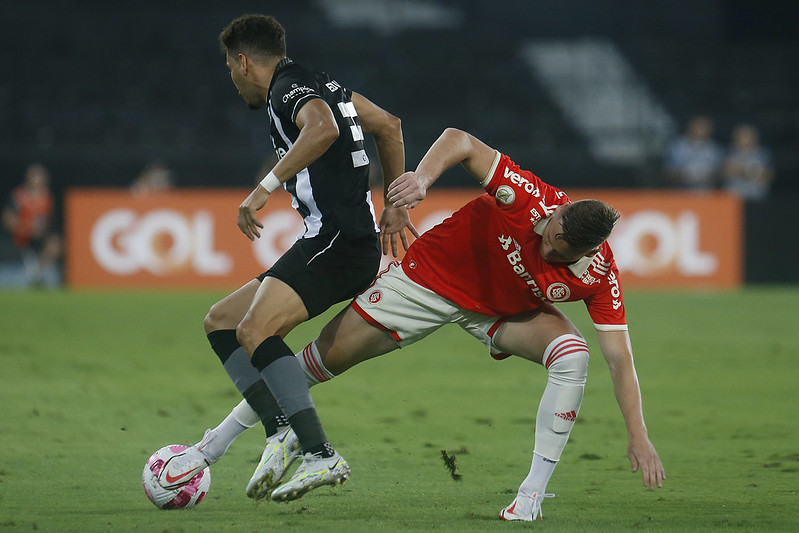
10, 185, 54, 248
402, 152, 627, 328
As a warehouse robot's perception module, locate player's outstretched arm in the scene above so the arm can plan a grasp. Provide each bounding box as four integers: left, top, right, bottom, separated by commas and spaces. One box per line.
238, 99, 339, 240
352, 91, 418, 256
596, 329, 666, 490
387, 128, 497, 209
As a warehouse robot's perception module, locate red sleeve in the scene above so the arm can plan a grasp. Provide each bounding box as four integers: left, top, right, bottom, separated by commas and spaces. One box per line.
584, 260, 627, 329
484, 153, 570, 223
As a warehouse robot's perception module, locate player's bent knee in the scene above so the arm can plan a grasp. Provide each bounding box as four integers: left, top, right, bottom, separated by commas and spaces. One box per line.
203, 309, 218, 334
235, 319, 261, 354
543, 334, 589, 385
204, 301, 235, 333
235, 315, 290, 354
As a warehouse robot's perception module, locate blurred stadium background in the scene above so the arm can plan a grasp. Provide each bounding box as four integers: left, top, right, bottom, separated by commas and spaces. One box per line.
1, 0, 797, 284
2, 4, 799, 529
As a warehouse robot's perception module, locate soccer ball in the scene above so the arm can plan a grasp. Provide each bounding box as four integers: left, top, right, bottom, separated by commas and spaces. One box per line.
142, 444, 211, 509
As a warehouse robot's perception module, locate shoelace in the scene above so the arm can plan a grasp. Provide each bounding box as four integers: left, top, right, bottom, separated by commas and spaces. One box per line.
533, 493, 556, 519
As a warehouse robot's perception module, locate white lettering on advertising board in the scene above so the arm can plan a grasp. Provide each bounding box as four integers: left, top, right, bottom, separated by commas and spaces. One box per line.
90, 209, 232, 276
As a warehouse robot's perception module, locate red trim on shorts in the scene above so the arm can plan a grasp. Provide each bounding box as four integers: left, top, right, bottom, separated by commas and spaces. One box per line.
487, 318, 506, 338
487, 318, 511, 360
351, 301, 402, 343
362, 260, 401, 292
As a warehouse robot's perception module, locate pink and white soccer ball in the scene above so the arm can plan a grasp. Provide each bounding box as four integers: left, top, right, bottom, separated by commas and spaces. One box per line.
142, 444, 211, 509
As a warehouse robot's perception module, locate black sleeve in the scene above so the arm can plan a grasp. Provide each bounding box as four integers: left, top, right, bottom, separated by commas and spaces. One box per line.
271, 69, 324, 123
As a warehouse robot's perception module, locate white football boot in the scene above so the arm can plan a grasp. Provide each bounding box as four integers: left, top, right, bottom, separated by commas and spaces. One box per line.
498, 491, 555, 521
158, 429, 218, 490
245, 426, 301, 500
270, 450, 350, 502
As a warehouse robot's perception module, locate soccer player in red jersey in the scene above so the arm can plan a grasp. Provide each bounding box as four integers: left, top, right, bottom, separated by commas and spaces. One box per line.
284, 127, 666, 518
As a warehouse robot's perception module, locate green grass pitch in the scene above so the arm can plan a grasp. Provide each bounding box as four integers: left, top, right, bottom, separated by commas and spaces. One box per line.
0, 287, 797, 532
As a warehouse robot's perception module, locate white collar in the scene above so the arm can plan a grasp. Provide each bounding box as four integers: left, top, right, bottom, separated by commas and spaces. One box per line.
533, 217, 595, 278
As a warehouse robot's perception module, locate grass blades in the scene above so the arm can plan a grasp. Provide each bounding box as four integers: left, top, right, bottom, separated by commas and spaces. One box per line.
0, 287, 797, 531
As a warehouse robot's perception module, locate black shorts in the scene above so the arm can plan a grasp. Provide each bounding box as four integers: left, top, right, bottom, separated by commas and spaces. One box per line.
257, 231, 381, 319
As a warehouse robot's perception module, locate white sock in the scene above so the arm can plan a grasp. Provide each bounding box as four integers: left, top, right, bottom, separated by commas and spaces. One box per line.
296, 341, 336, 385
200, 405, 253, 462
521, 334, 589, 495
518, 453, 558, 496
232, 398, 261, 427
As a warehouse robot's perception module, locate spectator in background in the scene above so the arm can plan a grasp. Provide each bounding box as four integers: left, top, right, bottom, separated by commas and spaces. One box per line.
1, 163, 62, 286
131, 161, 174, 196
722, 124, 774, 201
663, 115, 723, 191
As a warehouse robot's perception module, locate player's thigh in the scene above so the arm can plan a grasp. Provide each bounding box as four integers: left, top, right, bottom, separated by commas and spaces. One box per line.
316, 305, 398, 374
241, 276, 310, 340
492, 303, 582, 364
317, 262, 451, 374
352, 262, 452, 347
204, 278, 261, 332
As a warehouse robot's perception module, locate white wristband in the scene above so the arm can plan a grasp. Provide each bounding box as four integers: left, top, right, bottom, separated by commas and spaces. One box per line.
259, 171, 281, 193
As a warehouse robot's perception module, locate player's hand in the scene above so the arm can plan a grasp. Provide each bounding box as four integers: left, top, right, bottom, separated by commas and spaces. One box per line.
237, 186, 269, 240
628, 436, 666, 490
387, 172, 428, 209
378, 204, 420, 257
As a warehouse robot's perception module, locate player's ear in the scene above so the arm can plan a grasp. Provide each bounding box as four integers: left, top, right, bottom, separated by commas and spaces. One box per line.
238, 53, 249, 73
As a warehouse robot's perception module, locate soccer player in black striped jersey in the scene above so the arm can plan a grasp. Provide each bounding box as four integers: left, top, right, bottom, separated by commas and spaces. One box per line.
157, 14, 417, 500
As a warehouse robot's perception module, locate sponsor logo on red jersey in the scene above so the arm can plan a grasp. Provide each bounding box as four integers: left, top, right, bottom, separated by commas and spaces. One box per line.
499, 235, 547, 301
607, 270, 622, 309
503, 167, 541, 197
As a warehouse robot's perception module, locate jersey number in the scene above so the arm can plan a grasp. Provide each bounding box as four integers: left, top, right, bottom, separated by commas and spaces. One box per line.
337, 101, 369, 168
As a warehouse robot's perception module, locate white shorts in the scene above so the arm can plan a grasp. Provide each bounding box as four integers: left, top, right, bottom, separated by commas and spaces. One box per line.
351, 261, 508, 356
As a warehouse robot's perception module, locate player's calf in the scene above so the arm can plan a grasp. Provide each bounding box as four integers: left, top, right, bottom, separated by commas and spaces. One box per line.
533, 334, 589, 462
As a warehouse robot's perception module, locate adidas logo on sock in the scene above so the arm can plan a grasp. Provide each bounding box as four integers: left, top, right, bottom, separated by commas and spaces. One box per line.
555, 410, 577, 422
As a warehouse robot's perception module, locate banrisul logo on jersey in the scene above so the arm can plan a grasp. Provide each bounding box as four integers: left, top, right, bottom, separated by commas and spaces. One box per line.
498, 235, 547, 301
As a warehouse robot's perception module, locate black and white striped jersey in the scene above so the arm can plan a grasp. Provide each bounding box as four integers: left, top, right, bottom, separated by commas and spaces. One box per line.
267, 58, 378, 239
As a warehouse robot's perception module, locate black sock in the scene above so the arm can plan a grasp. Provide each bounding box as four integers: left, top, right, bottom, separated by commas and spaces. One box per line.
207, 329, 239, 363
251, 336, 330, 455
209, 329, 285, 437
286, 408, 334, 457
242, 381, 286, 437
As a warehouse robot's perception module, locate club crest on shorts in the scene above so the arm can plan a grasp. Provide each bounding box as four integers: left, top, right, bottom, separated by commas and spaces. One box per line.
495, 185, 516, 205
368, 290, 382, 304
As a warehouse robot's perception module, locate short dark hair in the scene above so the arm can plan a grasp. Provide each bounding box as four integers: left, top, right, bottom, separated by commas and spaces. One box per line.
559, 199, 620, 251
219, 14, 286, 59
